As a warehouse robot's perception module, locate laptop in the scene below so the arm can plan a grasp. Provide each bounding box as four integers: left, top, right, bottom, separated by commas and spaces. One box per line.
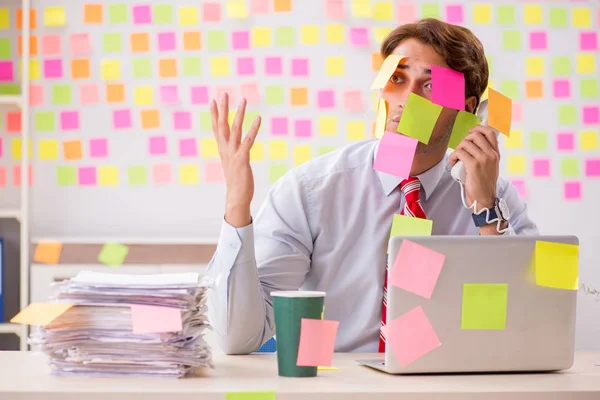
357, 235, 578, 374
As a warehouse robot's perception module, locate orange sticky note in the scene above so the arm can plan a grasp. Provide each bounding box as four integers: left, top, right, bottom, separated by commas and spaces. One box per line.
106, 83, 125, 103
525, 80, 543, 99
274, 0, 292, 12
183, 31, 201, 50
71, 59, 90, 79
63, 140, 83, 160
290, 87, 308, 106
488, 88, 512, 136
159, 58, 177, 77
84, 4, 103, 24
11, 303, 74, 326
18, 36, 38, 56
141, 109, 160, 129
130, 33, 150, 53
33, 241, 63, 264
17, 9, 37, 30
297, 318, 339, 367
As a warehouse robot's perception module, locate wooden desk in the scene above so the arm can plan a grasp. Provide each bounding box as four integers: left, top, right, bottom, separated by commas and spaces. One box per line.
2, 351, 600, 400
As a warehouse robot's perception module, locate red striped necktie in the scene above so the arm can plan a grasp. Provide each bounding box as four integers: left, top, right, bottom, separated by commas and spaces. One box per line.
379, 176, 427, 352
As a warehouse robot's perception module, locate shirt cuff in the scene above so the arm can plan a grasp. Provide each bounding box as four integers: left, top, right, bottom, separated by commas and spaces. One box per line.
215, 217, 256, 271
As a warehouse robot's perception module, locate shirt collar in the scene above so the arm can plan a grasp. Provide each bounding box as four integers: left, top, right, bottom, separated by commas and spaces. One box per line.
373, 140, 448, 201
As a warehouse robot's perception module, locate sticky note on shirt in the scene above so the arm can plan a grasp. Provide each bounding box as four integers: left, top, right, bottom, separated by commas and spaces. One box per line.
11, 303, 73, 326
390, 214, 433, 237
373, 131, 418, 179
448, 111, 481, 150
461, 283, 508, 330
431, 65, 465, 110
296, 318, 339, 367
390, 240, 445, 299
535, 241, 578, 290
488, 88, 512, 136
131, 304, 183, 334
397, 92, 443, 144
33, 241, 63, 264
370, 53, 403, 90
98, 242, 129, 267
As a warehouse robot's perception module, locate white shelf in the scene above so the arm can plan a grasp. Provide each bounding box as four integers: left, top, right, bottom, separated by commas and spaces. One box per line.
0, 209, 21, 220
0, 323, 23, 336
0, 95, 22, 107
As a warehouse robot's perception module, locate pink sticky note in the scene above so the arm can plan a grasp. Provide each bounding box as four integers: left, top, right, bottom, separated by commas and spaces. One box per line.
13, 165, 33, 187
0, 61, 13, 81
113, 109, 132, 129
149, 136, 167, 155
564, 181, 581, 201
42, 35, 61, 55
205, 161, 225, 182
512, 102, 523, 123
390, 240, 445, 299
190, 86, 209, 105
70, 33, 91, 54
90, 138, 108, 158
532, 158, 550, 177
344, 90, 364, 112
202, 2, 221, 22
265, 57, 283, 75
250, 0, 269, 14
152, 163, 172, 184
553, 80, 570, 98
510, 179, 527, 198
133, 5, 152, 24
240, 83, 261, 104
291, 58, 309, 77
326, 0, 344, 19
6, 111, 21, 133
580, 32, 598, 51
317, 90, 335, 109
237, 57, 255, 75
160, 85, 179, 104
271, 117, 288, 135
215, 87, 235, 105
44, 59, 62, 79
349, 27, 369, 47
387, 306, 441, 367
295, 119, 312, 138
583, 106, 599, 125
179, 138, 197, 157
174, 111, 191, 130
29, 85, 44, 106
397, 3, 417, 24
157, 32, 176, 51
131, 304, 183, 334
0, 167, 5, 187
80, 84, 99, 105
529, 31, 547, 50
0, 138, 2, 158
585, 159, 600, 177
78, 167, 96, 186
445, 4, 463, 24
373, 131, 418, 179
232, 31, 250, 50
557, 132, 574, 151
431, 65, 465, 111
60, 111, 79, 131
296, 319, 339, 367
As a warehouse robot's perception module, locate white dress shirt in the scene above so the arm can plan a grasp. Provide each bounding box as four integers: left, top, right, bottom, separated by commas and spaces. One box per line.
206, 138, 539, 355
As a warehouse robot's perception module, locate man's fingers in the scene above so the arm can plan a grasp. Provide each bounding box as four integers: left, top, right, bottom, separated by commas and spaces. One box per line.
462, 139, 485, 161
230, 98, 247, 147
469, 125, 499, 150
210, 99, 220, 142
454, 148, 475, 169
242, 116, 262, 150
217, 92, 230, 141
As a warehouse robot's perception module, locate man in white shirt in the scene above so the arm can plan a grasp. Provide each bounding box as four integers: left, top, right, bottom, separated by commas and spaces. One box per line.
205, 18, 538, 355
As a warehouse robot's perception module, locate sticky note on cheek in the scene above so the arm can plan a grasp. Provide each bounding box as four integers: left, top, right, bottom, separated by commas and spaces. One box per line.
397, 92, 443, 144
431, 65, 465, 111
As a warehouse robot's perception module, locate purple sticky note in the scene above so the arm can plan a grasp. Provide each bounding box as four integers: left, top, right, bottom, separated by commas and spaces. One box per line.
291, 58, 309, 77
564, 181, 581, 200
580, 32, 598, 51
511, 179, 527, 198
60, 111, 79, 130
158, 32, 176, 51
373, 131, 419, 179
532, 158, 550, 177
585, 158, 600, 177
349, 27, 369, 47
149, 136, 167, 155
237, 57, 255, 75
71, 33, 91, 54
583, 106, 599, 125
160, 85, 179, 104
232, 31, 250, 50
241, 83, 261, 104
295, 119, 312, 138
553, 79, 570, 98
271, 117, 288, 135
133, 5, 152, 24
557, 132, 575, 151
113, 109, 132, 129
317, 90, 335, 109
390, 240, 445, 299
178, 138, 197, 157
431, 65, 465, 111
78, 166, 96, 186
173, 111, 191, 130
265, 57, 282, 75
445, 4, 464, 24
344, 90, 364, 112
44, 59, 63, 79
0, 61, 14, 81
80, 84, 99, 105
529, 31, 547, 50
326, 0, 344, 19
90, 138, 108, 158
190, 86, 209, 105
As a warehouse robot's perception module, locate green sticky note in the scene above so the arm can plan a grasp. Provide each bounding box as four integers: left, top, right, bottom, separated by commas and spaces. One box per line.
269, 164, 288, 183
276, 27, 295, 47
207, 30, 227, 51
502, 30, 521, 50
461, 283, 508, 330
153, 4, 173, 24
109, 4, 128, 23
397, 92, 442, 144
226, 392, 276, 400
244, 112, 259, 131
128, 166, 147, 185
535, 241, 578, 290
0, 83, 20, 95
496, 5, 515, 25
182, 57, 201, 76
552, 56, 571, 76
581, 79, 599, 98
199, 111, 211, 131
0, 38, 11, 59
529, 131, 547, 151
56, 166, 77, 186
560, 158, 579, 177
52, 85, 71, 105
448, 111, 481, 150
265, 85, 284, 105
558, 105, 577, 125
132, 58, 152, 78
390, 214, 433, 237
549, 7, 567, 28
103, 33, 122, 53
35, 112, 55, 132
98, 242, 129, 267
500, 80, 519, 100
318, 146, 336, 156
421, 3, 439, 18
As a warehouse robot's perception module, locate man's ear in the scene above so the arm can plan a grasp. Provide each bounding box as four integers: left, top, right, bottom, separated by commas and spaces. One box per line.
465, 96, 477, 114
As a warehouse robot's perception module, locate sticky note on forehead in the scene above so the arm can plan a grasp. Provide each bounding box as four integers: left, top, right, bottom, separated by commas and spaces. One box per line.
370, 53, 404, 90
397, 92, 443, 144
488, 88, 512, 136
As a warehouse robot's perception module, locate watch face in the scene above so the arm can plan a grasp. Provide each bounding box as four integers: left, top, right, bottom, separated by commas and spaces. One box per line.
498, 198, 510, 220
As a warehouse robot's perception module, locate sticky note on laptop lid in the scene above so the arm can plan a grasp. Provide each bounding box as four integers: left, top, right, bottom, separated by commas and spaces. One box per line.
535, 241, 578, 290
390, 240, 445, 299
370, 53, 404, 90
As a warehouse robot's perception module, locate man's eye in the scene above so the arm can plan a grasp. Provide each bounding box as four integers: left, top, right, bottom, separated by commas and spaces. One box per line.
424, 82, 432, 90
390, 75, 402, 83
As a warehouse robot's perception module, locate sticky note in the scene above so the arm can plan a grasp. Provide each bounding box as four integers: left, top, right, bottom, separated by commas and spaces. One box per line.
11, 303, 73, 326
232, 31, 250, 50
44, 59, 62, 79
158, 85, 178, 105
461, 283, 508, 330
35, 111, 55, 132
173, 111, 191, 130
561, 158, 579, 178
576, 54, 595, 74
296, 318, 338, 367
210, 56, 230, 76
269, 141, 288, 160
159, 58, 177, 77
564, 181, 581, 200
373, 98, 387, 139
6, 111, 21, 133
421, 3, 440, 18
445, 4, 463, 23
264, 56, 282, 75
390, 214, 433, 237
226, 392, 276, 400
349, 27, 368, 47
90, 138, 108, 158
325, 24, 344, 44
317, 90, 335, 109
318, 366, 339, 371
559, 105, 577, 125
11, 139, 31, 160
134, 86, 153, 106
132, 58, 151, 78
77, 166, 95, 185
290, 87, 308, 106
294, 119, 312, 138
293, 145, 312, 166
524, 5, 542, 25
386, 306, 441, 366
525, 80, 543, 99
249, 142, 265, 161
370, 53, 403, 90
271, 117, 288, 136
431, 65, 465, 110
274, 0, 292, 12
275, 26, 295, 47
60, 111, 79, 131
178, 138, 197, 157
98, 243, 129, 266
487, 88, 512, 136
572, 7, 591, 28
448, 111, 480, 150
237, 57, 255, 75
581, 78, 599, 99
179, 164, 200, 185
152, 164, 172, 184
549, 7, 567, 28
529, 31, 547, 51
397, 92, 443, 144
41, 35, 61, 55
181, 57, 200, 77
291, 58, 309, 77
535, 241, 578, 290
80, 84, 99, 105
300, 25, 319, 45
84, 4, 103, 24
580, 32, 598, 51
101, 60, 120, 80
241, 83, 260, 104
52, 85, 71, 105
347, 121, 365, 140
373, 131, 418, 179
203, 3, 221, 22
227, 0, 249, 18
552, 56, 571, 76
106, 83, 125, 103
584, 106, 599, 125
56, 166, 77, 186
149, 136, 167, 156
581, 131, 598, 150
553, 80, 570, 98
251, 27, 271, 47
158, 32, 176, 51
326, 56, 344, 76
153, 4, 173, 24
326, 0, 344, 19
497, 5, 515, 25
265, 85, 284, 105
390, 240, 445, 299
0, 8, 8, 29
318, 116, 337, 137
557, 132, 574, 151
131, 304, 182, 334
34, 241, 63, 264
113, 109, 132, 129
473, 5, 491, 24
109, 4, 128, 23
529, 132, 547, 151
63, 140, 83, 160
526, 57, 544, 76
44, 7, 65, 26
71, 59, 90, 79
507, 155, 525, 175
585, 159, 600, 177
98, 166, 119, 186
532, 159, 550, 178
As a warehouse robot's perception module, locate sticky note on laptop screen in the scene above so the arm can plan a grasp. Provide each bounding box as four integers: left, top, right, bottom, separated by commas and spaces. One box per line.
397, 92, 443, 144
390, 240, 445, 299
370, 53, 403, 90
461, 283, 508, 330
534, 241, 578, 290
390, 214, 433, 237
431, 65, 465, 110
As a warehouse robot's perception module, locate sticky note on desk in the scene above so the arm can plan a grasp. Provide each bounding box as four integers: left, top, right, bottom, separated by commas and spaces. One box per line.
387, 305, 441, 366
296, 318, 339, 367
131, 305, 183, 334
488, 88, 512, 136
397, 92, 443, 144
10, 303, 73, 326
98, 242, 129, 267
226, 392, 276, 400
535, 241, 578, 290
33, 241, 63, 264
370, 53, 403, 90
373, 131, 418, 179
390, 240, 445, 299
461, 283, 508, 330
390, 214, 433, 237
431, 65, 465, 111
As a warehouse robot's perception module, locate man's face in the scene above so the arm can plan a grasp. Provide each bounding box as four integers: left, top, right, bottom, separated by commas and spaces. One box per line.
380, 38, 464, 155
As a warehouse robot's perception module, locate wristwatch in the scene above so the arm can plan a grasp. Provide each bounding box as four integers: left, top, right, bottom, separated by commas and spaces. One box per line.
472, 198, 510, 227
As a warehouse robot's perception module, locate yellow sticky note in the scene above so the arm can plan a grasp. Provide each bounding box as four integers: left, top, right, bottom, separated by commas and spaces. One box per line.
179, 164, 200, 185
373, 27, 392, 44
252, 27, 271, 47
576, 54, 595, 74
390, 214, 433, 237
211, 56, 230, 76
293, 145, 312, 166
526, 57, 544, 76
319, 116, 337, 136
504, 130, 523, 149
473, 5, 492, 24
44, 6, 66, 26
227, 0, 249, 18
11, 303, 73, 326
228, 110, 236, 126
507, 155, 526, 175
134, 86, 154, 106
371, 53, 403, 90
101, 60, 121, 80
347, 121, 366, 140
179, 6, 198, 26
33, 241, 63, 264
535, 241, 579, 290
374, 2, 393, 21
580, 131, 598, 150
326, 56, 344, 76
19, 59, 41, 80
318, 366, 339, 371
250, 142, 265, 161
461, 284, 508, 330
524, 5, 542, 25
38, 139, 59, 160
352, 0, 372, 18
12, 138, 32, 160
572, 7, 591, 28
269, 140, 288, 160
325, 24, 344, 44
98, 166, 119, 186
300, 25, 319, 45
201, 138, 219, 158
0, 8, 9, 29
374, 98, 387, 139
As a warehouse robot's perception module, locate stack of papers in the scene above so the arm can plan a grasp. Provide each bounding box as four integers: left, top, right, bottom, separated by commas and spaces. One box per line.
28, 271, 213, 378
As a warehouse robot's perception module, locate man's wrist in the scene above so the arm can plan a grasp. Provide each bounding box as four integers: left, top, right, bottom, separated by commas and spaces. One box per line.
225, 203, 252, 228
